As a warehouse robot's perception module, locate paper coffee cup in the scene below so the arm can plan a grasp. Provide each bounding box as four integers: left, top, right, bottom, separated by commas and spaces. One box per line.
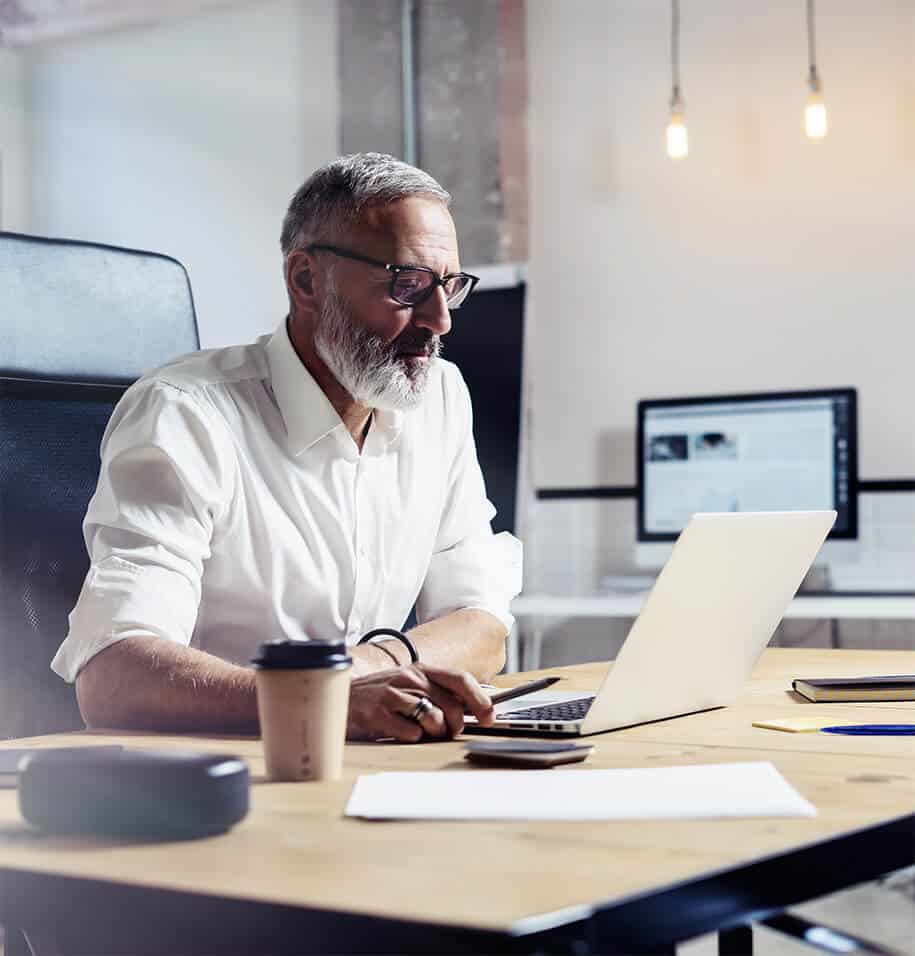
252, 640, 352, 782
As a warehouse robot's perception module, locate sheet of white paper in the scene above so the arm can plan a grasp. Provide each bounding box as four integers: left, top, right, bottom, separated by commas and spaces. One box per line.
344, 761, 816, 821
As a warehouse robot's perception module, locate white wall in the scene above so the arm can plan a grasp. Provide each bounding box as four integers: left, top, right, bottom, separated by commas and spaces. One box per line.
524, 0, 915, 658
0, 48, 30, 232
26, 0, 339, 348
526, 0, 915, 489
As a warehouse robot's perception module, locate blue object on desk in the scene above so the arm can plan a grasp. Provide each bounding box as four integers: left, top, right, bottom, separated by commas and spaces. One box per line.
821, 724, 915, 736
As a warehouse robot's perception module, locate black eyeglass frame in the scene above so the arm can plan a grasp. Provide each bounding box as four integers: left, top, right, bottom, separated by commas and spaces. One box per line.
306, 243, 480, 309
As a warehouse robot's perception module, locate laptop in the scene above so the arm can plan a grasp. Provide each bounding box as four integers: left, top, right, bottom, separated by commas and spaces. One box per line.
466, 510, 836, 737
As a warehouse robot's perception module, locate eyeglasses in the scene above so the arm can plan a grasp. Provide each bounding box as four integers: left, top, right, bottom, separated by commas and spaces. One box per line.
307, 243, 479, 310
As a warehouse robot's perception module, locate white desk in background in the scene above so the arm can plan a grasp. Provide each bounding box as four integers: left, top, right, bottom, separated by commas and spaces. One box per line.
506, 591, 915, 672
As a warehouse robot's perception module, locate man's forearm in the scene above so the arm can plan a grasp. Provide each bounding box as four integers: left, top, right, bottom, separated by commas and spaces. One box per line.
406, 609, 507, 681
76, 636, 259, 733
75, 612, 507, 732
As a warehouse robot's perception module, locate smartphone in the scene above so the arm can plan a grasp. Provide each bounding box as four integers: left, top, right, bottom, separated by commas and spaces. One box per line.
464, 740, 593, 768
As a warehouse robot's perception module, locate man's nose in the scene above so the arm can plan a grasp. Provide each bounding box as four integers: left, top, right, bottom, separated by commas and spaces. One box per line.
412, 286, 452, 337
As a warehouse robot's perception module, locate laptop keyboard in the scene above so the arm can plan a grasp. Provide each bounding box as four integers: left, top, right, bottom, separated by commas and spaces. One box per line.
500, 696, 594, 722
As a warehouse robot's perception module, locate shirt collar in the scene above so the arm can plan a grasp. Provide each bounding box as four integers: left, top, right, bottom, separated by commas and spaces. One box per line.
264, 319, 404, 457
372, 405, 405, 446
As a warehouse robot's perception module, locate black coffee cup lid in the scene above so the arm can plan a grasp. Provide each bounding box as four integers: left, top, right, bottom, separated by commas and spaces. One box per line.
251, 639, 352, 670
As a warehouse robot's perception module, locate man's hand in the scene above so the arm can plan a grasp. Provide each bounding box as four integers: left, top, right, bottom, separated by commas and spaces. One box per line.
347, 664, 495, 742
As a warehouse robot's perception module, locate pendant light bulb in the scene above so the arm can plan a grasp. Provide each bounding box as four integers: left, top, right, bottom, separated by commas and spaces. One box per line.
804, 0, 828, 141
666, 0, 687, 160
667, 96, 688, 160
805, 69, 828, 140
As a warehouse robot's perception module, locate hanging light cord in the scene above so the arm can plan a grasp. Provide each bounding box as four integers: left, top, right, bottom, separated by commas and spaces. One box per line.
670, 0, 681, 105
806, 0, 819, 85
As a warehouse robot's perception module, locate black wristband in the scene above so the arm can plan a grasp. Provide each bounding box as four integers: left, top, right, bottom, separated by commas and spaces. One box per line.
358, 628, 419, 664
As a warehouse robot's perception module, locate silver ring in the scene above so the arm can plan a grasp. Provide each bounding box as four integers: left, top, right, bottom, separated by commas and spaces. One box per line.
407, 696, 434, 723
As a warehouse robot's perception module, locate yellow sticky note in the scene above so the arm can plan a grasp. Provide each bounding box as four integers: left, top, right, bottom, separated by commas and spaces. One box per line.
752, 717, 830, 733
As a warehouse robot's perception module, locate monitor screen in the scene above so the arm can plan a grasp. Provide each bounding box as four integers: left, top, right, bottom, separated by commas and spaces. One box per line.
637, 388, 857, 541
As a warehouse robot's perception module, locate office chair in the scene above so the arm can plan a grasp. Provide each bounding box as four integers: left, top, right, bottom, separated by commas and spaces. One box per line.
0, 231, 199, 740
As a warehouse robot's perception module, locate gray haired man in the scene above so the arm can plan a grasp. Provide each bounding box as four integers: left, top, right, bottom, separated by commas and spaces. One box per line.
54, 153, 520, 742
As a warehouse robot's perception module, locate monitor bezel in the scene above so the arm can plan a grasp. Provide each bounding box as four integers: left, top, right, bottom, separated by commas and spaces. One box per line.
636, 387, 858, 542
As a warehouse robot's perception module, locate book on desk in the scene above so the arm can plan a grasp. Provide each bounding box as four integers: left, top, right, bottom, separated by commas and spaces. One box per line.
793, 675, 915, 702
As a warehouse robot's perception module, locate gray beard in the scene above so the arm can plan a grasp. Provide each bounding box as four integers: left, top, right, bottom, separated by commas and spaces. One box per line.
313, 291, 441, 411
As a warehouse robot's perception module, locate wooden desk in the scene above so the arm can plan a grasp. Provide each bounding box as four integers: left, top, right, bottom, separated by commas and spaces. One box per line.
0, 648, 913, 954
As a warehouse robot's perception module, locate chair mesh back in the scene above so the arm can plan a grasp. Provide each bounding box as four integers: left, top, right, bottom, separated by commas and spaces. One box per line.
0, 232, 199, 382
0, 233, 199, 738
0, 380, 124, 737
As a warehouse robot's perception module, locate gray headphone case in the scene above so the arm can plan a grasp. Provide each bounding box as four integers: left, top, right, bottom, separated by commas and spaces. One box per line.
18, 748, 250, 840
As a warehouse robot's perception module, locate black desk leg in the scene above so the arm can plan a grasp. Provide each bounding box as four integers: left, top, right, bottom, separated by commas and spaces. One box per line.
719, 924, 753, 955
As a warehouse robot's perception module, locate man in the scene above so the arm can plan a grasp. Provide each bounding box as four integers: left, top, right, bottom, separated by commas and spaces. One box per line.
52, 153, 521, 742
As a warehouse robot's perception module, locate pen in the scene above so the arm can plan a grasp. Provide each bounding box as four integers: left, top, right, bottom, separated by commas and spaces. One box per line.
484, 676, 561, 708
820, 724, 915, 736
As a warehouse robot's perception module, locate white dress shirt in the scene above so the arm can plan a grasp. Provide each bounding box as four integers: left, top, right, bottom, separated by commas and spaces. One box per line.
52, 321, 521, 683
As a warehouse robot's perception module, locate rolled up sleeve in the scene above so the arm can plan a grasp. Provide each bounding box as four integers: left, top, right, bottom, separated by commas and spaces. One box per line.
416, 370, 523, 634
418, 529, 522, 633
51, 381, 234, 683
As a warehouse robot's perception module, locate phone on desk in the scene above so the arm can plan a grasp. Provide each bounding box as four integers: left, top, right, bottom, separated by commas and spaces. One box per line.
464, 740, 593, 768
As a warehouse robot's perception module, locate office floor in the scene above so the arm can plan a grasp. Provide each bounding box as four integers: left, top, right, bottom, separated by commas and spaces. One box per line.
682, 867, 915, 955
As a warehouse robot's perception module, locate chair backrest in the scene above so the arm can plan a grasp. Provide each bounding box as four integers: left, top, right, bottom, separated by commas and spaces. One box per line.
0, 231, 199, 383
0, 380, 125, 738
0, 232, 200, 738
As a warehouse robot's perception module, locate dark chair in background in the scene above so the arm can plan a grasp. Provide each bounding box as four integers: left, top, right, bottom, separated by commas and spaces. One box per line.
0, 232, 199, 740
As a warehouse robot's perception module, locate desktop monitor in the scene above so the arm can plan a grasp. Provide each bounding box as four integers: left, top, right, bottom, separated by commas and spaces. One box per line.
636, 388, 857, 567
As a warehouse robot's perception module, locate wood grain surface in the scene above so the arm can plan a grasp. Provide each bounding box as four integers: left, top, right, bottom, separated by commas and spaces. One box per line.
0, 648, 913, 934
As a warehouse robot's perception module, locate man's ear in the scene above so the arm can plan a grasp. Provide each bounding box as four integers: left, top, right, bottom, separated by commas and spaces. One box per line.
285, 250, 318, 311
295, 269, 313, 294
